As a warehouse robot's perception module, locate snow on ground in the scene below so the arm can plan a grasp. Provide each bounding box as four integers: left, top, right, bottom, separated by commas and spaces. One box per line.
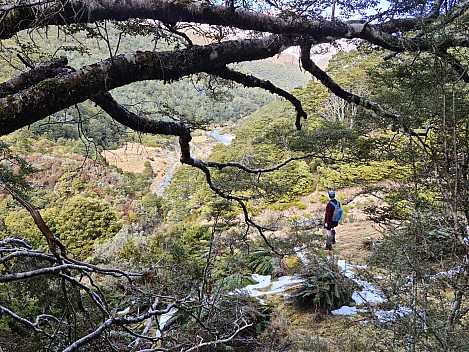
156, 308, 178, 338
230, 257, 412, 322
333, 259, 414, 322
373, 307, 412, 323
150, 256, 427, 338
236, 274, 303, 305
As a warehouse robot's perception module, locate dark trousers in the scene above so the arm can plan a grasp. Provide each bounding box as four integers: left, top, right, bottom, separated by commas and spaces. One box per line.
325, 229, 336, 249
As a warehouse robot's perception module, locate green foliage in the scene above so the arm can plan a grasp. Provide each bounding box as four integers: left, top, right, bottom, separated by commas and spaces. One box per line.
133, 192, 164, 231
246, 248, 280, 276
135, 133, 175, 148
295, 201, 307, 210
294, 259, 355, 311
147, 222, 212, 291
233, 57, 310, 92
222, 272, 258, 290
0, 140, 36, 190
93, 227, 152, 269
318, 160, 409, 189
142, 160, 154, 178
163, 164, 215, 221
3, 208, 46, 247
50, 194, 121, 258
119, 169, 153, 198
205, 104, 316, 204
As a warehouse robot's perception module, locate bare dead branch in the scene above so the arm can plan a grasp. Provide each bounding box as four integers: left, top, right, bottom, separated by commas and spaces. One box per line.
0, 263, 102, 282
64, 255, 142, 279
0, 250, 56, 265
62, 302, 178, 352
129, 297, 160, 349
0, 304, 53, 337
0, 237, 33, 248
184, 318, 253, 352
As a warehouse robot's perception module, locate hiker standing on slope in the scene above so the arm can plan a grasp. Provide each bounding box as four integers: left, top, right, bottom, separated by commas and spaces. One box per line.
324, 190, 341, 250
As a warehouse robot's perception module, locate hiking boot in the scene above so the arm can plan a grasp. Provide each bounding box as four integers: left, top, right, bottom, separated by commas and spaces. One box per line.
331, 230, 336, 244
332, 235, 336, 244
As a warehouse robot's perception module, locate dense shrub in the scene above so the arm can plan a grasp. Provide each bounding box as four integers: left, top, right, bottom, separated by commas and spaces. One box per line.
293, 259, 355, 311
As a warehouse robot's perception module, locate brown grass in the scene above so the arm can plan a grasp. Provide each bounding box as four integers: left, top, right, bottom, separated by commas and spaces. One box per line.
256, 189, 382, 264
101, 142, 172, 173
101, 136, 219, 194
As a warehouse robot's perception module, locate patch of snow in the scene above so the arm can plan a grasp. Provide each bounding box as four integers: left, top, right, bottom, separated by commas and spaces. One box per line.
236, 274, 303, 305
245, 274, 272, 291
295, 248, 309, 264
269, 276, 303, 294
374, 307, 412, 323
156, 308, 178, 338
236, 258, 418, 323
351, 278, 386, 305
332, 306, 366, 316
338, 260, 386, 305
337, 259, 347, 270
117, 306, 131, 316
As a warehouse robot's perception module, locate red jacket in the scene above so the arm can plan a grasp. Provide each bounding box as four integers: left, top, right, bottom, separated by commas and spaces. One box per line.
324, 199, 339, 229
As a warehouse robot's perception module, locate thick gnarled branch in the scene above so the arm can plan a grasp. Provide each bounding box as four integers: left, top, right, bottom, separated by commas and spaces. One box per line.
1, 0, 465, 56
0, 35, 295, 135
0, 56, 69, 98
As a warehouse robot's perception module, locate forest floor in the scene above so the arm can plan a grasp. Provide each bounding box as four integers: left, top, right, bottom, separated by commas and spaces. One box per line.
258, 192, 385, 351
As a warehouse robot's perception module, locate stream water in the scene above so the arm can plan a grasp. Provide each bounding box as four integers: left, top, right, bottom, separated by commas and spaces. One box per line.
206, 129, 234, 145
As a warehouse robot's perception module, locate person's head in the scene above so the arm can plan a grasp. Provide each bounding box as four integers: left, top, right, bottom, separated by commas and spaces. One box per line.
328, 190, 335, 199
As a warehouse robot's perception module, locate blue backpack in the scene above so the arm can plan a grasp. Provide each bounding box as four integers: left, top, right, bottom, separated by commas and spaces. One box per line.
330, 200, 343, 222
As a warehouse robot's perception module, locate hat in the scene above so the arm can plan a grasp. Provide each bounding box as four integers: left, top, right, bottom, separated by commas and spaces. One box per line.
328, 190, 335, 199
